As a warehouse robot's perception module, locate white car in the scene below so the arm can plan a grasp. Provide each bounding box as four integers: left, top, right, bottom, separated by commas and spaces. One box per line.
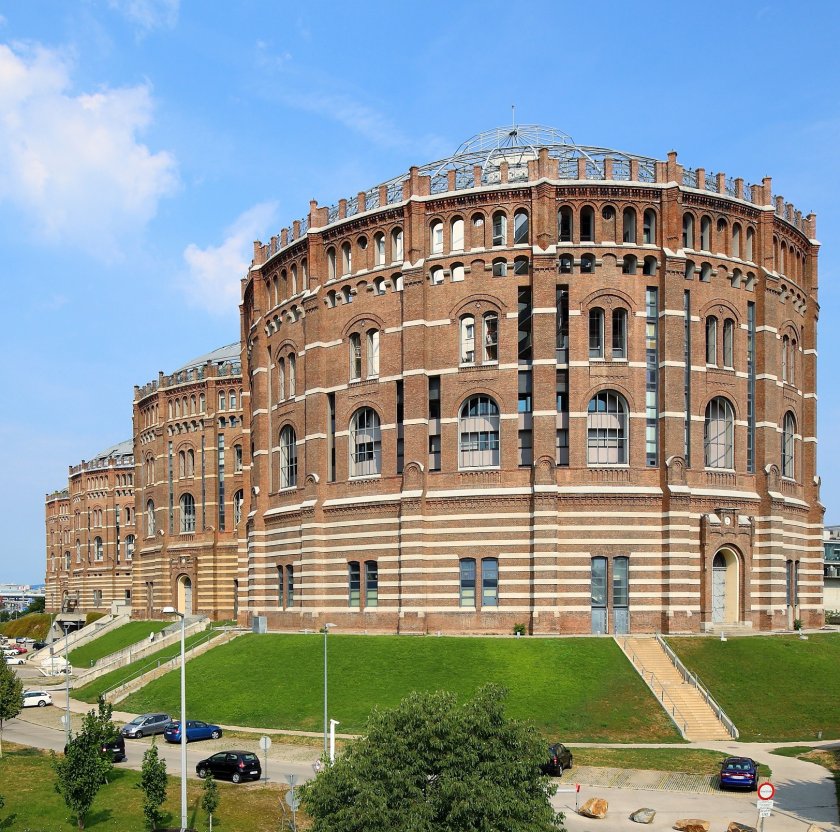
4, 656, 25, 665
22, 690, 52, 708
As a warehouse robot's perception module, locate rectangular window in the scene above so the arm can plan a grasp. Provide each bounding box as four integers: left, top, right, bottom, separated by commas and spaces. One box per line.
168, 441, 174, 534
234, 444, 243, 473
327, 392, 336, 482
591, 557, 607, 608
367, 330, 380, 377
746, 302, 756, 473
483, 315, 498, 362
277, 565, 284, 608
365, 561, 378, 607
348, 561, 361, 607
396, 380, 404, 475
556, 369, 569, 466
481, 558, 499, 607
428, 435, 441, 472
217, 435, 225, 531
556, 285, 569, 363
684, 290, 691, 466
518, 430, 533, 466
459, 559, 476, 607
613, 557, 629, 607
517, 287, 532, 362
645, 288, 658, 467
285, 565, 294, 607
589, 310, 603, 358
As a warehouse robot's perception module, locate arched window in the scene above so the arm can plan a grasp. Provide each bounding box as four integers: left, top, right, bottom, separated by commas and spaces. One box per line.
94, 536, 103, 561
789, 337, 797, 385
492, 257, 507, 277
622, 207, 637, 243
327, 247, 336, 280
366, 329, 380, 377
580, 254, 595, 273
180, 493, 196, 533
451, 263, 465, 282
705, 398, 734, 469
460, 315, 475, 364
218, 391, 226, 411
621, 254, 638, 274
723, 319, 735, 368
706, 316, 718, 365
341, 241, 352, 275
288, 354, 296, 397
700, 262, 712, 282
612, 308, 627, 359
350, 408, 382, 477
732, 223, 742, 259
746, 227, 755, 261
281, 270, 288, 299
199, 393, 205, 412
492, 211, 507, 246
430, 220, 443, 254
699, 216, 711, 251
374, 232, 385, 266
391, 228, 403, 261
278, 357, 286, 400
559, 254, 573, 274
146, 500, 155, 537
781, 412, 796, 479
558, 206, 573, 242
643, 209, 656, 244
291, 264, 298, 295
642, 256, 657, 276
459, 558, 476, 607
580, 206, 594, 242
587, 391, 628, 465
279, 425, 297, 489
682, 213, 695, 249
349, 333, 362, 380
513, 256, 529, 275
233, 489, 244, 526
513, 210, 529, 244
483, 313, 498, 362
450, 217, 464, 251
685, 260, 696, 280
125, 535, 135, 560
589, 308, 604, 358
459, 396, 500, 469
76, 539, 81, 562
178, 450, 186, 478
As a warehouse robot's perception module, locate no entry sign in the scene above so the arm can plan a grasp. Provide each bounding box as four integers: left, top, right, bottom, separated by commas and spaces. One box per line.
758, 782, 775, 801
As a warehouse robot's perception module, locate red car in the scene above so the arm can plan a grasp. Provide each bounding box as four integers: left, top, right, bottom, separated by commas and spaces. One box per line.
11, 645, 27, 654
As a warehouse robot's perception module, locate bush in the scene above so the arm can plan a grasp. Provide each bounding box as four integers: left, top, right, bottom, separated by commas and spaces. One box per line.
85, 613, 106, 626
825, 610, 840, 625
513, 623, 527, 636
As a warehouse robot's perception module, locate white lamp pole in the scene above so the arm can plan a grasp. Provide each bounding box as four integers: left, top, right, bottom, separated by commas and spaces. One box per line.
163, 606, 187, 832
63, 622, 71, 746
322, 623, 336, 758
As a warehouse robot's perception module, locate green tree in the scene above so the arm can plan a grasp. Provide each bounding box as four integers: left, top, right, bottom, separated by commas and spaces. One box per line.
52, 707, 116, 829
0, 659, 24, 757
24, 596, 45, 615
138, 741, 168, 830
300, 684, 564, 832
201, 773, 220, 831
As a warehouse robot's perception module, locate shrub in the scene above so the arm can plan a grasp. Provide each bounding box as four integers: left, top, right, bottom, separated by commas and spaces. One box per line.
513, 623, 527, 636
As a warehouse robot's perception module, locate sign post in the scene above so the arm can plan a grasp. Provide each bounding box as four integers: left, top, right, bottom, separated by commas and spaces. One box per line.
259, 735, 271, 783
756, 782, 775, 832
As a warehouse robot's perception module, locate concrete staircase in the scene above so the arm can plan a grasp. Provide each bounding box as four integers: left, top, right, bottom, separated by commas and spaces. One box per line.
617, 636, 734, 742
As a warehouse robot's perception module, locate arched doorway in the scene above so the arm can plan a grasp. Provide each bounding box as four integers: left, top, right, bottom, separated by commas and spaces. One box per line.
711, 548, 739, 624
177, 575, 193, 616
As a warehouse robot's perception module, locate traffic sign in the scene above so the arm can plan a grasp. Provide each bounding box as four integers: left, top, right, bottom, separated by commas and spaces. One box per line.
285, 790, 300, 811
758, 782, 775, 801
757, 799, 773, 818
260, 735, 272, 751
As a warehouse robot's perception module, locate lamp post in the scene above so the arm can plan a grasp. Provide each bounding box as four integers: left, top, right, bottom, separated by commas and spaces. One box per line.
322, 623, 336, 758
163, 606, 187, 832
63, 622, 71, 747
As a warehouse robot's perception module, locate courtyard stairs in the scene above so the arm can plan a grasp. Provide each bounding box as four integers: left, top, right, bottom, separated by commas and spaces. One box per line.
616, 635, 736, 742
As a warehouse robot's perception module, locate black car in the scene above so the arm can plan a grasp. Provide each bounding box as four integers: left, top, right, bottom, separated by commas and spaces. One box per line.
196, 750, 262, 783
32, 641, 47, 650
541, 743, 573, 776
101, 735, 126, 763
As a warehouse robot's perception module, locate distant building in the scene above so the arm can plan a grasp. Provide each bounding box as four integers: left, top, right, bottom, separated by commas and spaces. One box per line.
824, 526, 840, 611
0, 583, 45, 612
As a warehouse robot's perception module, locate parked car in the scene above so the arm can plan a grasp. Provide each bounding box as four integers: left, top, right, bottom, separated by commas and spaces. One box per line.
4, 656, 25, 665
540, 743, 574, 776
32, 641, 48, 650
11, 645, 28, 654
719, 757, 759, 791
101, 735, 127, 763
120, 713, 171, 739
22, 690, 53, 708
164, 720, 223, 744
196, 751, 261, 783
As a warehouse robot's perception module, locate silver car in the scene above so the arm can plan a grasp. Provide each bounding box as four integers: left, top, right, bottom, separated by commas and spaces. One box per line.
121, 713, 171, 739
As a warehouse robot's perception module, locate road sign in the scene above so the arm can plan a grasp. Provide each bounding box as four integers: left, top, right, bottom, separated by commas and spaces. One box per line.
260, 735, 272, 751
756, 800, 773, 817
285, 790, 300, 811
758, 782, 776, 801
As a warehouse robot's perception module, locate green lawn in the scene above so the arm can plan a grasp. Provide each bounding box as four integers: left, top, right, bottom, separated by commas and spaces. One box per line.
69, 621, 168, 669
574, 747, 771, 777
73, 630, 224, 704
120, 634, 682, 742
0, 612, 54, 640
668, 634, 840, 742
0, 743, 292, 831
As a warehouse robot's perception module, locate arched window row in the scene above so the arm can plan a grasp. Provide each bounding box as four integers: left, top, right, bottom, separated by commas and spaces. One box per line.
324, 273, 403, 308
267, 258, 308, 308
326, 228, 403, 283
780, 330, 800, 386
559, 204, 658, 246
266, 302, 305, 335
773, 236, 806, 281
682, 211, 756, 261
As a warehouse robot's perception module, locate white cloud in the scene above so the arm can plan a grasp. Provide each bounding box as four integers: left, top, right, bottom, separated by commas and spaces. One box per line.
0, 42, 178, 257
182, 202, 278, 315
108, 0, 179, 31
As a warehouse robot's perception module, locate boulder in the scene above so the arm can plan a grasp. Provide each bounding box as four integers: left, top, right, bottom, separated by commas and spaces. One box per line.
727, 823, 756, 832
673, 821, 710, 832
630, 808, 656, 824
579, 798, 609, 819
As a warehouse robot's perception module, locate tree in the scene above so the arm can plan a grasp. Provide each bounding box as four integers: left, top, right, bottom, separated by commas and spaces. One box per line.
0, 659, 24, 757
52, 707, 116, 829
24, 596, 45, 615
138, 741, 168, 830
300, 684, 565, 832
201, 773, 220, 832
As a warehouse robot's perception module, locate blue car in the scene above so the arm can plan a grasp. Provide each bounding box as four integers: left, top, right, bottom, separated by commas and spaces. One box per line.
719, 756, 758, 791
163, 720, 223, 744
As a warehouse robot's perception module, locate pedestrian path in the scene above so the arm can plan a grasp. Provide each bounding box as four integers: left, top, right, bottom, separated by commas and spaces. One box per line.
569, 765, 764, 797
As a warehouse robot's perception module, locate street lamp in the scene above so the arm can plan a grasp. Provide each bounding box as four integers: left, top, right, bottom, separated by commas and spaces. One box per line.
322, 623, 336, 758
163, 606, 187, 832
62, 622, 71, 747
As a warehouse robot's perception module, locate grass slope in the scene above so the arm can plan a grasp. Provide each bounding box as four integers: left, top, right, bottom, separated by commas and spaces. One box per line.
121, 634, 681, 742
73, 630, 222, 704
69, 621, 168, 669
0, 613, 54, 640
668, 634, 840, 742
0, 743, 291, 831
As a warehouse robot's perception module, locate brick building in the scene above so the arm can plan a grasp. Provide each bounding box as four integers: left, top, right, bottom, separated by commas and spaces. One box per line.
240, 125, 823, 635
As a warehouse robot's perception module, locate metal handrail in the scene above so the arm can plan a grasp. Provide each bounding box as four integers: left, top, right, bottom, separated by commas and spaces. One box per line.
620, 639, 689, 738
655, 634, 739, 739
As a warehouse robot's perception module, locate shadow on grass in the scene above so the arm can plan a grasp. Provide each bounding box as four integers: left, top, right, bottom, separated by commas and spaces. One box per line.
85, 808, 113, 827
0, 813, 17, 829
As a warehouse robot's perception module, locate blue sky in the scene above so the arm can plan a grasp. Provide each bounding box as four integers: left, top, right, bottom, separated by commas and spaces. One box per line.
1, 0, 838, 583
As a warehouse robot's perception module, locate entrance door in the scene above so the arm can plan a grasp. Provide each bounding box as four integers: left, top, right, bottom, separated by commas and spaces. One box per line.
178, 576, 193, 616
612, 557, 629, 635
712, 553, 726, 623
591, 557, 607, 634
